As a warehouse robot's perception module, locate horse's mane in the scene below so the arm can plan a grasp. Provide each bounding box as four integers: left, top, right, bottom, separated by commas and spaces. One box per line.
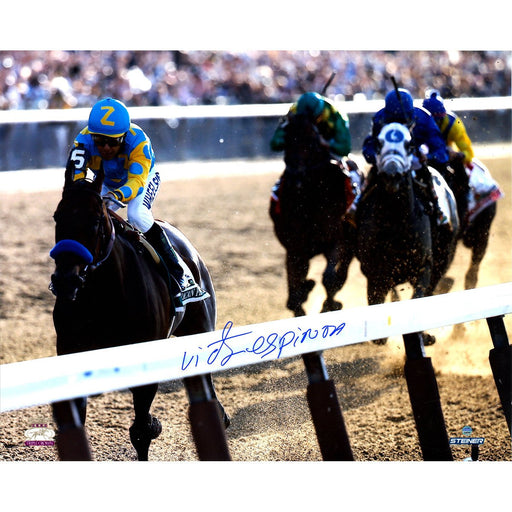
283, 113, 331, 172
60, 178, 103, 206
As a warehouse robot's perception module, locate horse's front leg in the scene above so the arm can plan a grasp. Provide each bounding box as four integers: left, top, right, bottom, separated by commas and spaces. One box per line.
286, 251, 314, 317
52, 398, 91, 460
464, 233, 489, 290
321, 245, 348, 313
412, 263, 437, 346
205, 373, 231, 428
367, 278, 391, 345
463, 203, 496, 290
129, 383, 162, 461
412, 257, 433, 299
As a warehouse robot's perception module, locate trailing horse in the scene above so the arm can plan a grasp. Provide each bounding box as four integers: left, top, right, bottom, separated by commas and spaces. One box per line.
49, 163, 228, 460
356, 122, 459, 345
269, 113, 360, 317
439, 158, 503, 291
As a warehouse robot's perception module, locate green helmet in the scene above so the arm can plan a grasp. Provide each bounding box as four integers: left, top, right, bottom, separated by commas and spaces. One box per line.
296, 92, 325, 118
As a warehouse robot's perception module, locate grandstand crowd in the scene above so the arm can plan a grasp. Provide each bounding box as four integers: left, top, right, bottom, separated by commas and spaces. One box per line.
0, 50, 510, 110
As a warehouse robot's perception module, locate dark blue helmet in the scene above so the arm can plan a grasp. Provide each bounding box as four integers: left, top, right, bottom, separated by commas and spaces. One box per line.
384, 88, 414, 123
422, 90, 446, 119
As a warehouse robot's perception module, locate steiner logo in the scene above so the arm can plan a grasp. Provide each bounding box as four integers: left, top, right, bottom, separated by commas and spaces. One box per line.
449, 425, 484, 447
449, 437, 485, 445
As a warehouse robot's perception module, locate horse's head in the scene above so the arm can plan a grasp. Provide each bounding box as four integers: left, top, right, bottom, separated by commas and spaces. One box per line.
375, 122, 414, 194
283, 113, 331, 178
49, 164, 114, 301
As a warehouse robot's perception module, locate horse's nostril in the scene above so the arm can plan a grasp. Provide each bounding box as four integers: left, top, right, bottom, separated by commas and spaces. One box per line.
383, 161, 402, 175
50, 272, 84, 301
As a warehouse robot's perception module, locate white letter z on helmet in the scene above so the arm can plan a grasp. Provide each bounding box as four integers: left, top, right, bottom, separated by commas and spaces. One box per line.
88, 98, 131, 137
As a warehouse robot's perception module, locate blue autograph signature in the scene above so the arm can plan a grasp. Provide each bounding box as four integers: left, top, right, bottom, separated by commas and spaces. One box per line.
181, 320, 346, 370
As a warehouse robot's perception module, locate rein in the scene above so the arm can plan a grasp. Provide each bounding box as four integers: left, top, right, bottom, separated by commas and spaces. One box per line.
51, 186, 117, 271
89, 214, 116, 270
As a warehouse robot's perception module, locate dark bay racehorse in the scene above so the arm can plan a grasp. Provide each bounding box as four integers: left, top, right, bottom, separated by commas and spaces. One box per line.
356, 123, 459, 344
439, 157, 502, 291
50, 163, 227, 460
269, 113, 359, 317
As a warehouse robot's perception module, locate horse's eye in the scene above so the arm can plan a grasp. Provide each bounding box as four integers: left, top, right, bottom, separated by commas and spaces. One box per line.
85, 216, 101, 232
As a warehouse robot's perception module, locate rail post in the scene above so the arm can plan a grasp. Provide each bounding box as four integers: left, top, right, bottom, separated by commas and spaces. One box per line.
486, 315, 511, 434
303, 351, 354, 460
402, 332, 453, 461
52, 399, 92, 461
184, 374, 232, 460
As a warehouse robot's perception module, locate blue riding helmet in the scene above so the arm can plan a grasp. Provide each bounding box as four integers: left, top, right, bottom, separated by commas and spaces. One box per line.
384, 88, 414, 123
88, 98, 131, 137
422, 90, 446, 118
296, 92, 325, 119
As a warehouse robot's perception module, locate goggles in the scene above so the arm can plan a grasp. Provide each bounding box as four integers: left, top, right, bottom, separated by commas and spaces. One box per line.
92, 134, 124, 147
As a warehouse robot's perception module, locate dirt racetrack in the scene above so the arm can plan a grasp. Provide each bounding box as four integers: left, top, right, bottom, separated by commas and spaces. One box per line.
1, 149, 511, 463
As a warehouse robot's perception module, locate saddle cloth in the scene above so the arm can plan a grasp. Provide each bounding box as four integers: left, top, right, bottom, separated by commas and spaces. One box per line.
466, 159, 504, 224
430, 168, 459, 231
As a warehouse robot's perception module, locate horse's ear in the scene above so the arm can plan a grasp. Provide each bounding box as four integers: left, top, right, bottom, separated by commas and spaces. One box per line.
64, 158, 75, 190
93, 165, 105, 194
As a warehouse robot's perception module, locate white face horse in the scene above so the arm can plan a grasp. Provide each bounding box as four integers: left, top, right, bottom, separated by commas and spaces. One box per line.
375, 123, 414, 192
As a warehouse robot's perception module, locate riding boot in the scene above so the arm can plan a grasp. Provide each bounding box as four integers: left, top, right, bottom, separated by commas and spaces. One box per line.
416, 165, 443, 224
144, 222, 209, 308
450, 158, 470, 229
344, 166, 374, 226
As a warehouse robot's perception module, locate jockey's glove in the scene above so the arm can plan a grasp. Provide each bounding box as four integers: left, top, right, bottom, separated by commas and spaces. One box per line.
103, 191, 126, 210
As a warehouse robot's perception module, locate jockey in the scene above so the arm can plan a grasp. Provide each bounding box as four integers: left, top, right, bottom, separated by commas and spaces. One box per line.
352, 88, 451, 225
422, 90, 474, 167
422, 90, 473, 218
270, 91, 352, 158
66, 97, 207, 309
270, 91, 360, 204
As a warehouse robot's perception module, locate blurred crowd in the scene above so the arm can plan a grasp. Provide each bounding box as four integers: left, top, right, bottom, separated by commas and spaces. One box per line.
1, 50, 510, 110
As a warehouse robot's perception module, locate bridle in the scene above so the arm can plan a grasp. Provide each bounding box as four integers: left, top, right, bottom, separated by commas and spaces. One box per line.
49, 186, 116, 298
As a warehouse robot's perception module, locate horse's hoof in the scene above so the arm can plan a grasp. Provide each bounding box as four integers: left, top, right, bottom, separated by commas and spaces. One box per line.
305, 279, 315, 292
436, 276, 455, 294
129, 415, 162, 461
289, 305, 306, 317
223, 411, 231, 429
423, 333, 436, 346
372, 338, 388, 345
217, 401, 231, 429
321, 300, 342, 313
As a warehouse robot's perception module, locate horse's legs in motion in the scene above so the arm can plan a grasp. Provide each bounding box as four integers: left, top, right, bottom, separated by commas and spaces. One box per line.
52, 398, 92, 461
367, 278, 390, 345
286, 252, 314, 317
410, 262, 437, 346
430, 224, 456, 295
321, 246, 349, 313
129, 383, 162, 461
465, 243, 485, 290
464, 212, 494, 290
205, 373, 231, 428
53, 397, 87, 430
463, 206, 496, 290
